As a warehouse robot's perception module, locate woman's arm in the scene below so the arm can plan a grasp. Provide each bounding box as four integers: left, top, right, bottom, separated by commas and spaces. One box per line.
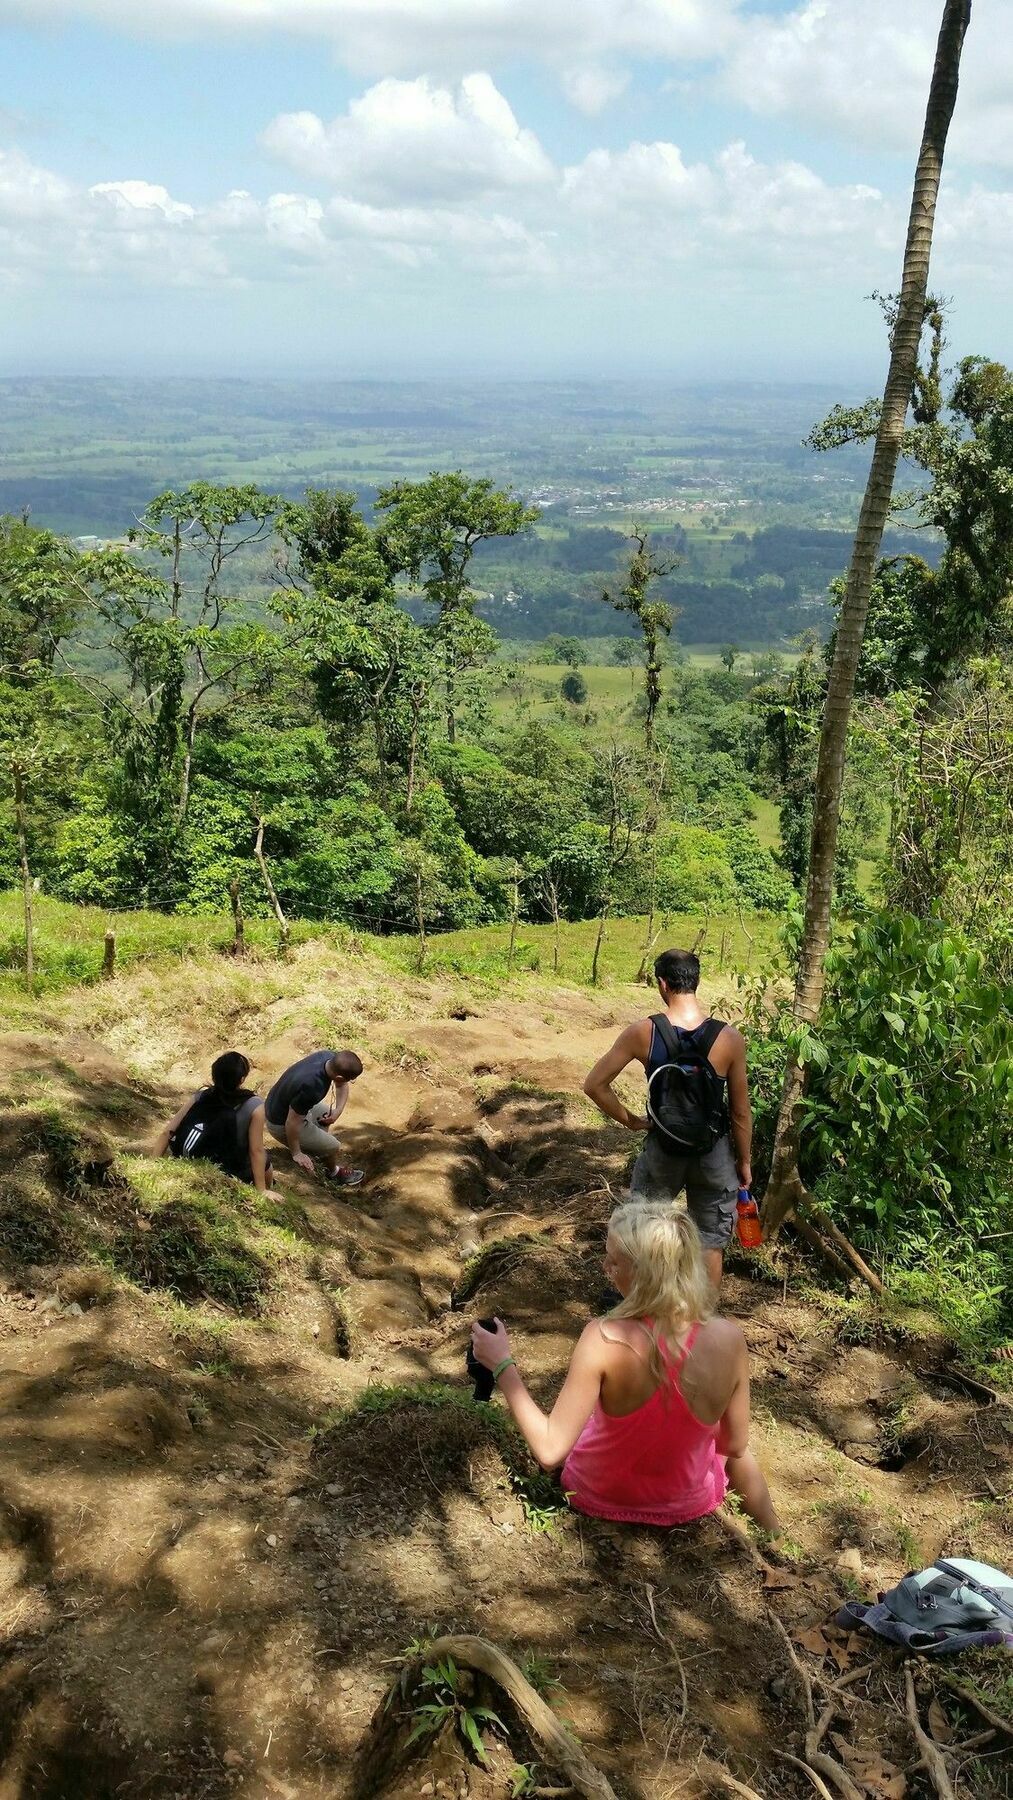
248, 1104, 269, 1193
152, 1102, 189, 1158
714, 1336, 751, 1458
471, 1318, 604, 1471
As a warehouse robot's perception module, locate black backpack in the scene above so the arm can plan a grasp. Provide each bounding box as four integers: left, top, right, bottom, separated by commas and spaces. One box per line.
168, 1089, 259, 1182
646, 1016, 728, 1155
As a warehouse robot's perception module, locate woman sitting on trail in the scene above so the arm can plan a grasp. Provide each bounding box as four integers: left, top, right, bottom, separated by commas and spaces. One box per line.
152, 1051, 272, 1194
470, 1200, 779, 1533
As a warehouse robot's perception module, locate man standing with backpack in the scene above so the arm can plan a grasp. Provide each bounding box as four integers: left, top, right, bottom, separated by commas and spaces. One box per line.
583, 949, 752, 1289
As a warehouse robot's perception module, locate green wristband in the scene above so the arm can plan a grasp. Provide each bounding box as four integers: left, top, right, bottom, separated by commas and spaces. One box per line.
492, 1356, 515, 1382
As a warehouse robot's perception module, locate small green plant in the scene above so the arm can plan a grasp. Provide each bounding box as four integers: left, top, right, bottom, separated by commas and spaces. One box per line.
398, 1625, 440, 1662
384, 1039, 435, 1076
511, 1470, 568, 1536
521, 1651, 563, 1706
407, 1656, 505, 1766
509, 1765, 536, 1797
886, 1509, 922, 1568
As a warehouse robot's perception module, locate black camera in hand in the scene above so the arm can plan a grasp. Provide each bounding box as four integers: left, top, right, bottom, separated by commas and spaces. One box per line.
466, 1317, 498, 1402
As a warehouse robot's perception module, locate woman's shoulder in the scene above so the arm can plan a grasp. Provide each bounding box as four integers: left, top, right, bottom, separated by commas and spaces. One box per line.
690, 1315, 746, 1362
589, 1316, 652, 1356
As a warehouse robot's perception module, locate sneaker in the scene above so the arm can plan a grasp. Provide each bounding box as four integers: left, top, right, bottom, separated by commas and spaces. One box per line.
329, 1166, 365, 1188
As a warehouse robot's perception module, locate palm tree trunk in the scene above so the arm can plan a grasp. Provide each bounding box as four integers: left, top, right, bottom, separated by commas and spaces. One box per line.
13, 761, 34, 981
763, 0, 973, 1237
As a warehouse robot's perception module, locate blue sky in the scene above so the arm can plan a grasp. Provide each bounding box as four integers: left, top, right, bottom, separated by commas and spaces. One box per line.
2, 1, 1011, 381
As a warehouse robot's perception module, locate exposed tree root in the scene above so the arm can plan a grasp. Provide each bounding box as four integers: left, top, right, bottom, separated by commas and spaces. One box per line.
697, 1760, 767, 1800
905, 1666, 957, 1800
935, 1670, 1013, 1741
775, 1186, 886, 1298
354, 1633, 619, 1800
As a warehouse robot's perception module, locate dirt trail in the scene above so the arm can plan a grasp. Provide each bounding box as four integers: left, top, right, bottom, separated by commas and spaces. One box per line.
0, 948, 1010, 1799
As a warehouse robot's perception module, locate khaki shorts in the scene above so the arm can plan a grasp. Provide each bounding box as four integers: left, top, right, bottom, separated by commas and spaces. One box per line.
266, 1100, 339, 1161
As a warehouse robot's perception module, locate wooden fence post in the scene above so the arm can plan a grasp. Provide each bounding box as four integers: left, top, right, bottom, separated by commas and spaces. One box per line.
229, 878, 246, 958
102, 929, 116, 980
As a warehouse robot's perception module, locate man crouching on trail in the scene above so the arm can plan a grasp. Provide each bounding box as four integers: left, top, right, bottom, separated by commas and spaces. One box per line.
265, 1049, 364, 1187
583, 948, 751, 1289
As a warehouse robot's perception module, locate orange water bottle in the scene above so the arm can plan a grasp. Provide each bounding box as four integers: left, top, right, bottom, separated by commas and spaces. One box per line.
736, 1188, 762, 1250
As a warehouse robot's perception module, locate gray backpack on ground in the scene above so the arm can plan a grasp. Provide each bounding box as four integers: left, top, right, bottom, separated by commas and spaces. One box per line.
838, 1557, 1013, 1656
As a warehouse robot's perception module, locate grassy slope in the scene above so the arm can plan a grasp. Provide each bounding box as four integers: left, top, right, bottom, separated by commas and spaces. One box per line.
0, 893, 781, 1028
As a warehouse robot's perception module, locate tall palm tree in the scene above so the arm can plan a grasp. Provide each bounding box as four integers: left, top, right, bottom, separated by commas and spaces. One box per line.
763, 0, 974, 1237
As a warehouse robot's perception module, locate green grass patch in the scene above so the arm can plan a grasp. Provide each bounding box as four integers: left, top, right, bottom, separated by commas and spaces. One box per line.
115, 1157, 285, 1311
0, 891, 331, 1016
377, 911, 780, 989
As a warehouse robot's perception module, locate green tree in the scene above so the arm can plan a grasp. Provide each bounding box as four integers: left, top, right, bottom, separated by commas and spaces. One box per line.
276, 488, 434, 801
611, 636, 641, 691
376, 472, 537, 743
560, 669, 587, 705
601, 530, 677, 753
133, 483, 283, 827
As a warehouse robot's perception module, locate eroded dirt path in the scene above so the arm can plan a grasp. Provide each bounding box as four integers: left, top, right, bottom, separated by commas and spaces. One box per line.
1, 949, 1011, 1799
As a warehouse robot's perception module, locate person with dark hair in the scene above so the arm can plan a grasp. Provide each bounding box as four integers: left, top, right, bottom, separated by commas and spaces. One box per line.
583, 949, 751, 1288
264, 1050, 364, 1187
153, 1051, 271, 1191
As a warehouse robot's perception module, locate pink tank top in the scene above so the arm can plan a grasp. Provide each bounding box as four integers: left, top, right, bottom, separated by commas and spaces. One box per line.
561, 1323, 728, 1526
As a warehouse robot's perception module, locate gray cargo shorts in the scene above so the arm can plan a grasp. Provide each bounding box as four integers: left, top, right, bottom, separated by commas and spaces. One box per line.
266, 1100, 339, 1160
628, 1131, 738, 1251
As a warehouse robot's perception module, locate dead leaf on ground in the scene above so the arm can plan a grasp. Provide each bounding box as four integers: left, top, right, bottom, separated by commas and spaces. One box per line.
831, 1736, 907, 1797
763, 1568, 799, 1591
793, 1626, 829, 1657
927, 1695, 953, 1744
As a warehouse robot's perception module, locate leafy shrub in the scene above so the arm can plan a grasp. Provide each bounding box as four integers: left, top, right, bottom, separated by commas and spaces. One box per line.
802, 912, 1012, 1241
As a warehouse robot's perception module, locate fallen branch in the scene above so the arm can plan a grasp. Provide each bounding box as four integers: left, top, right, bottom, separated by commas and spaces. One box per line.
356, 1634, 618, 1800
764, 1611, 863, 1800
935, 1671, 1013, 1742
788, 1214, 856, 1287
917, 1365, 1000, 1408
697, 1758, 766, 1800
905, 1667, 957, 1800
771, 1750, 836, 1800
772, 1179, 886, 1298
643, 1582, 688, 1724
816, 1214, 886, 1296
805, 1703, 864, 1800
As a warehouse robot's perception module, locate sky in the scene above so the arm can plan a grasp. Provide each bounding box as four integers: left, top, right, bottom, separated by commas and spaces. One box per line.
1, 0, 1011, 382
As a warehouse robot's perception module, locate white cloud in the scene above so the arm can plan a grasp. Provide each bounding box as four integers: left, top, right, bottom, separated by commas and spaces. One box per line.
721, 0, 1013, 169
262, 73, 554, 204
563, 140, 715, 215
563, 138, 888, 257
561, 65, 630, 116
2, 80, 1012, 310
89, 180, 196, 223
0, 146, 74, 219
0, 0, 741, 78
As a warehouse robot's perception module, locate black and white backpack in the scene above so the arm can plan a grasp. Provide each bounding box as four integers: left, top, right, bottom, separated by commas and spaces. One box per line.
168, 1089, 259, 1182
646, 1016, 728, 1155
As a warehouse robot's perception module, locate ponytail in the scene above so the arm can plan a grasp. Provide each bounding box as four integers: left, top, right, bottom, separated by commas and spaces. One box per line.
606, 1200, 713, 1385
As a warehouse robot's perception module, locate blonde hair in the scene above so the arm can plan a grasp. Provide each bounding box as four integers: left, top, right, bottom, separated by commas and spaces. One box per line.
606, 1200, 714, 1385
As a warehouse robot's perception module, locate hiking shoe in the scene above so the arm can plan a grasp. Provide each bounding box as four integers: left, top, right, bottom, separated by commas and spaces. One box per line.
329, 1166, 364, 1188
